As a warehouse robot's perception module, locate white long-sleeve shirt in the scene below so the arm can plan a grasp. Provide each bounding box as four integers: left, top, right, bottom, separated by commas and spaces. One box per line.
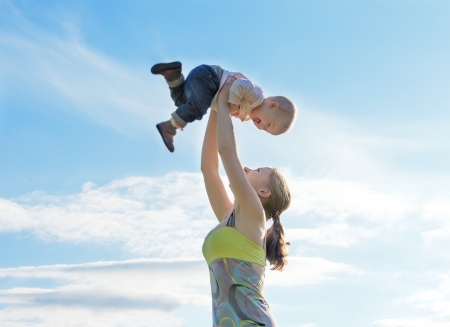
209, 66, 264, 122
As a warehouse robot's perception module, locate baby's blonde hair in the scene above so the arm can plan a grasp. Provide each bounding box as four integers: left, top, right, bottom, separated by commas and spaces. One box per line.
270, 96, 297, 135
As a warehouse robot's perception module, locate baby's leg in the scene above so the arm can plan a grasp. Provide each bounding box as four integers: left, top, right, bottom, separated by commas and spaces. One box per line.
169, 83, 187, 107
151, 61, 186, 106
171, 65, 220, 128
155, 64, 219, 153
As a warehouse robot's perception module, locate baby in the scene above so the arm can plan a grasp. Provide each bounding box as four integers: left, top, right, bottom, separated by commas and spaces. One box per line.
152, 61, 296, 152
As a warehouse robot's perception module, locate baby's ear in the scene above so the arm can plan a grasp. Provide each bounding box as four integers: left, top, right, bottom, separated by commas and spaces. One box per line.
269, 101, 280, 109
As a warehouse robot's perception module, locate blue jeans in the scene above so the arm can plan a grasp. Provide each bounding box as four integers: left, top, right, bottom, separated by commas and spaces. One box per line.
170, 65, 220, 126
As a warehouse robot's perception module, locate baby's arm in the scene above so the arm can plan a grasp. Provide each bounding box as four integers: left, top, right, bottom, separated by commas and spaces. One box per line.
229, 79, 259, 105
227, 74, 247, 117
228, 79, 263, 120
229, 103, 240, 117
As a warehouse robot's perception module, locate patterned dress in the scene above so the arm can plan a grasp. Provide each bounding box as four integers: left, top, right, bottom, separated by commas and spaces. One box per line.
202, 211, 277, 326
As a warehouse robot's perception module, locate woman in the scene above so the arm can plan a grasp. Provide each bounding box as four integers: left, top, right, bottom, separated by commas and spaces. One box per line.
201, 77, 292, 326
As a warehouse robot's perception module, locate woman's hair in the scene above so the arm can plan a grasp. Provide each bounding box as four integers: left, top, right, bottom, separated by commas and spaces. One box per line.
263, 168, 292, 271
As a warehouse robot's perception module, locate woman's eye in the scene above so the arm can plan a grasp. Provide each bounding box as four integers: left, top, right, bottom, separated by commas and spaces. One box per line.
257, 169, 260, 172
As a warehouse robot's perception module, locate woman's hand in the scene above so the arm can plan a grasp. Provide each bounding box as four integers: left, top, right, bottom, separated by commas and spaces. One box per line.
218, 76, 234, 102
218, 77, 238, 116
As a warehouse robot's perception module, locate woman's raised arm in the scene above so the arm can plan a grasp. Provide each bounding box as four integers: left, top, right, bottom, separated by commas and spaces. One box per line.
201, 110, 233, 221
216, 79, 265, 222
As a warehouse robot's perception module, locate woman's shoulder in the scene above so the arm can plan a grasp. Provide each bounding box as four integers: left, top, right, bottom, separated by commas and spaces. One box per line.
234, 206, 266, 246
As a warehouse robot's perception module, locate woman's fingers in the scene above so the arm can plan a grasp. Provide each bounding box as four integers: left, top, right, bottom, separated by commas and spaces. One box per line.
224, 77, 236, 88
218, 76, 236, 102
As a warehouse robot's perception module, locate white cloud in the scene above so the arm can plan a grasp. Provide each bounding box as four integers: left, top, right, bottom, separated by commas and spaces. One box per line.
286, 223, 377, 247
423, 228, 450, 245
0, 257, 357, 327
266, 257, 362, 286
1, 173, 214, 258
0, 306, 183, 327
0, 259, 209, 326
286, 177, 415, 223
372, 318, 450, 327
407, 274, 450, 317
0, 1, 171, 136
423, 200, 450, 222
0, 199, 31, 232
0, 171, 422, 259
421, 200, 450, 245
0, 259, 210, 306
371, 273, 450, 327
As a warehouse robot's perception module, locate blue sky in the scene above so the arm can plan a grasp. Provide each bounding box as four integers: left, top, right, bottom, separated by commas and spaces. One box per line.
1, 0, 450, 326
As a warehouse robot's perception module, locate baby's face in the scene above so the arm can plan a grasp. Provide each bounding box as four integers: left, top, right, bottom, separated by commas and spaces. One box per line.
250, 101, 286, 135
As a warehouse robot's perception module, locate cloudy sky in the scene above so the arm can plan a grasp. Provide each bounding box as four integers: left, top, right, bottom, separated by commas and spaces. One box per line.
1, 0, 449, 326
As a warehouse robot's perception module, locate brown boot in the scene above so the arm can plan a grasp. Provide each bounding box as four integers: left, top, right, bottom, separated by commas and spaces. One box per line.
151, 62, 182, 82
156, 120, 177, 152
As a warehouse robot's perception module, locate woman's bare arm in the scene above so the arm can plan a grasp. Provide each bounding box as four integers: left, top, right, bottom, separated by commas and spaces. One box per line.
216, 78, 265, 225
201, 110, 233, 221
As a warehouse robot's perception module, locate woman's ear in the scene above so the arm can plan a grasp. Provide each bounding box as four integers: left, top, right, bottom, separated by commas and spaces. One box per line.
259, 188, 271, 198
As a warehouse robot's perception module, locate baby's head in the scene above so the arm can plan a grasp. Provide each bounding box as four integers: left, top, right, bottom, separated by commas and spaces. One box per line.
249, 96, 296, 135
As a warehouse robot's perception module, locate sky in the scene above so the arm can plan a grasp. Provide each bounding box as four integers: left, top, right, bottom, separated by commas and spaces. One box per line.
0, 0, 450, 326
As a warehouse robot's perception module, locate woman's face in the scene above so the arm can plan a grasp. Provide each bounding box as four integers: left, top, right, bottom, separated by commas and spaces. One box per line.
243, 167, 273, 197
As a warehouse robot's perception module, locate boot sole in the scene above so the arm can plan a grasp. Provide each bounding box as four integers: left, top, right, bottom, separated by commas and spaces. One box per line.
151, 61, 182, 75
156, 124, 175, 153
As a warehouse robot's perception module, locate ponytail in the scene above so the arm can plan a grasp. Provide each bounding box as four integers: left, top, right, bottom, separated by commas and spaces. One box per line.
263, 168, 292, 271
266, 214, 289, 271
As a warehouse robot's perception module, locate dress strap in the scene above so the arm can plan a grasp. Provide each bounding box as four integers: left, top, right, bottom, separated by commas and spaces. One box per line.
226, 210, 235, 228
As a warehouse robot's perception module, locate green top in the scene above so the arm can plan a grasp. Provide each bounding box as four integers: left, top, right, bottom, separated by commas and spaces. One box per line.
202, 226, 266, 268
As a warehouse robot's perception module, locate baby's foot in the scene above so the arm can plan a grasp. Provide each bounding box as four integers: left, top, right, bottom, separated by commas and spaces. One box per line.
156, 120, 177, 153
151, 62, 182, 82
